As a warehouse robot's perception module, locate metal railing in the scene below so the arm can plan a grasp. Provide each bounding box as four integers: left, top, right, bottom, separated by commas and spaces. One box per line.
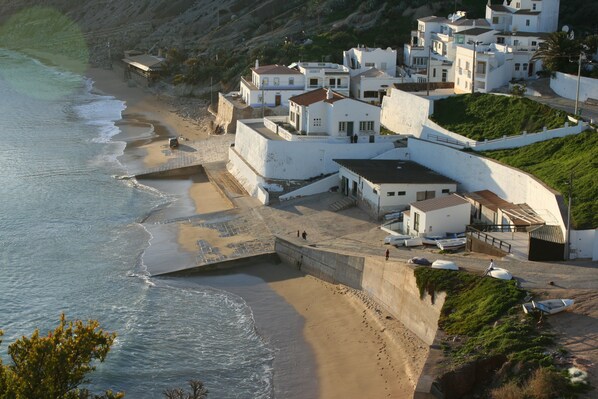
466, 226, 512, 253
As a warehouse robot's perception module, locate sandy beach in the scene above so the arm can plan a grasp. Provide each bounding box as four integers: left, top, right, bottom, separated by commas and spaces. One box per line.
86, 65, 428, 397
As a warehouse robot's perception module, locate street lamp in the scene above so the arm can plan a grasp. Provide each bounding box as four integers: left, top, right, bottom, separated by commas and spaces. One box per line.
468, 40, 482, 94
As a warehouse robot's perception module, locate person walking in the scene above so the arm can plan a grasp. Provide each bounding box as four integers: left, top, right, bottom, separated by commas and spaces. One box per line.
302, 231, 307, 240
484, 259, 496, 276
385, 248, 390, 261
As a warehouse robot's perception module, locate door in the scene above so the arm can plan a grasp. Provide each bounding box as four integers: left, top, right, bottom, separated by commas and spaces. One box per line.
275, 95, 281, 106
351, 181, 358, 197
347, 122, 354, 137
528, 62, 534, 77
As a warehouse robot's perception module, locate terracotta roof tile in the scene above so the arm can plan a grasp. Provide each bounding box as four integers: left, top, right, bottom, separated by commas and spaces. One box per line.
289, 88, 346, 106
252, 64, 302, 75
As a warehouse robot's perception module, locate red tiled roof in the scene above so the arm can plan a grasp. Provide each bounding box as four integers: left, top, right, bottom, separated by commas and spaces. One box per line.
252, 64, 302, 75
289, 88, 346, 106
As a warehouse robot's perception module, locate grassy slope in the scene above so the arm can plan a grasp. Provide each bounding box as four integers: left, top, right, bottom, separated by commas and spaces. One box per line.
430, 93, 569, 141
481, 130, 598, 230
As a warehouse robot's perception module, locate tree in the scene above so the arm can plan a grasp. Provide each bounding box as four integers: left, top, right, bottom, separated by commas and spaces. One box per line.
532, 31, 581, 74
163, 380, 209, 399
0, 314, 122, 399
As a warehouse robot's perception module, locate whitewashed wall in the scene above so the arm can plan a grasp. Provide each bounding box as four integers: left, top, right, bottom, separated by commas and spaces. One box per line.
380, 88, 433, 134
328, 99, 381, 136
407, 138, 566, 232
227, 148, 268, 204
550, 72, 598, 103
570, 229, 598, 260
234, 120, 394, 180
410, 202, 471, 236
279, 173, 340, 201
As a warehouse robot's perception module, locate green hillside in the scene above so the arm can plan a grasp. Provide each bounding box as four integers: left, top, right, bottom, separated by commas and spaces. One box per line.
481, 131, 598, 230
431, 93, 570, 141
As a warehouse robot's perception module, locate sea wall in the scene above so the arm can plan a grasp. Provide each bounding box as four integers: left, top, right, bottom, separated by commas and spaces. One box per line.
274, 237, 444, 346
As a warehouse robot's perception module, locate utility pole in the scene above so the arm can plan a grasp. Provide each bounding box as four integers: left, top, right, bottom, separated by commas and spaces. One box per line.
574, 52, 582, 116
564, 171, 574, 260
210, 76, 213, 109
471, 41, 477, 94
426, 45, 431, 96
107, 41, 112, 70
261, 79, 265, 118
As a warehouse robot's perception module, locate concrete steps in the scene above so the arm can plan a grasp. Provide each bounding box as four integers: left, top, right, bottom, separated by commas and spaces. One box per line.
329, 197, 356, 212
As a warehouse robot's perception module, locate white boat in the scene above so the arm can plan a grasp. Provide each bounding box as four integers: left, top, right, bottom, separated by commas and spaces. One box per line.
431, 260, 459, 270
384, 234, 412, 246
487, 267, 513, 280
422, 235, 443, 245
404, 237, 423, 247
522, 299, 575, 315
436, 237, 467, 250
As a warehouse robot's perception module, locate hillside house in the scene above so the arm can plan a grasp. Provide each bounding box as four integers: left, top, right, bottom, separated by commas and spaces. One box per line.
293, 62, 351, 97
288, 88, 381, 141
406, 194, 471, 237
403, 0, 559, 93
239, 61, 305, 108
334, 159, 457, 219
350, 68, 400, 105
343, 46, 397, 77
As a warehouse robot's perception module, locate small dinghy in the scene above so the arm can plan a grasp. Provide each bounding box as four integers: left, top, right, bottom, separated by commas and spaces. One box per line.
422, 235, 443, 245
522, 299, 575, 315
436, 238, 466, 250
487, 267, 513, 280
404, 237, 423, 247
384, 234, 412, 246
407, 257, 432, 266
431, 260, 459, 270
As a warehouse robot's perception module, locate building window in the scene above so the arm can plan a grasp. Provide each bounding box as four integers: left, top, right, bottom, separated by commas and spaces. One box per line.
515, 63, 520, 71
359, 121, 374, 132
273, 77, 280, 85
442, 189, 450, 194
339, 121, 347, 132
363, 91, 378, 98
309, 78, 318, 87
515, 2, 520, 7
433, 68, 436, 78
465, 61, 470, 70
398, 191, 406, 196
365, 62, 375, 67
492, 16, 499, 24
262, 77, 269, 85
523, 63, 528, 71
329, 78, 335, 86
497, 37, 505, 44
531, 41, 537, 46
387, 192, 395, 197
313, 118, 322, 127
532, 3, 536, 10
526, 19, 530, 26
290, 113, 295, 122
289, 77, 294, 85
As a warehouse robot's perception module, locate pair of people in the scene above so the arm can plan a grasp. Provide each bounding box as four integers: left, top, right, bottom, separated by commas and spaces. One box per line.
297, 230, 307, 240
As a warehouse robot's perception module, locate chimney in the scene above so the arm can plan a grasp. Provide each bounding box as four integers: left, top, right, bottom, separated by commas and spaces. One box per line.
326, 88, 333, 100
255, 59, 259, 69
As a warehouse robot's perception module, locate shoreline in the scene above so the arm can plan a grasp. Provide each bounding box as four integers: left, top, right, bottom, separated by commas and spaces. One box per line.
85, 65, 426, 398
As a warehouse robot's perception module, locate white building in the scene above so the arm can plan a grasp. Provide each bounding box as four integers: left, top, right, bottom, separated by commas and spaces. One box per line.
293, 62, 351, 97
403, 0, 559, 93
343, 46, 398, 77
350, 68, 400, 105
239, 62, 305, 108
289, 88, 381, 140
406, 194, 471, 237
334, 159, 457, 219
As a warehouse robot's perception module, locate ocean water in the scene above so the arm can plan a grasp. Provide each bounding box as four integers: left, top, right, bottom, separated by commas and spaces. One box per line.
0, 49, 274, 398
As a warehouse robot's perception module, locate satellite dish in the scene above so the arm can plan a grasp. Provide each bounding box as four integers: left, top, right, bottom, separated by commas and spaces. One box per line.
562, 25, 570, 33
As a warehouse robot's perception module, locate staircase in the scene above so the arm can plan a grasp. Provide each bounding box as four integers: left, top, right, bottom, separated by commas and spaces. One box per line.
328, 197, 357, 212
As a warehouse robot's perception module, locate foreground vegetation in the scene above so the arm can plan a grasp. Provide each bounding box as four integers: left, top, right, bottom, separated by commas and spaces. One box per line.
481, 130, 598, 230
414, 268, 589, 398
431, 94, 569, 141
